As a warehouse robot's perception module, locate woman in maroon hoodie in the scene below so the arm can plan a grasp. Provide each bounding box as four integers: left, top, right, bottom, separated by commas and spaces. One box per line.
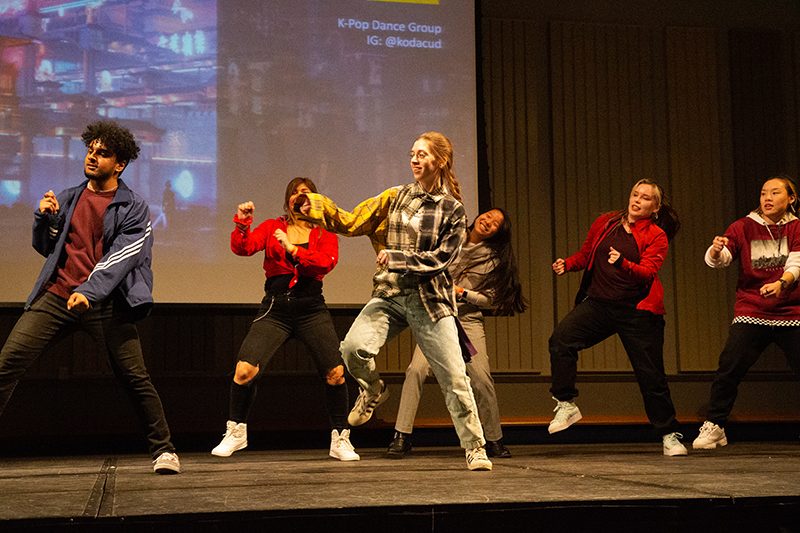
211, 177, 359, 461
547, 179, 686, 456
693, 175, 800, 450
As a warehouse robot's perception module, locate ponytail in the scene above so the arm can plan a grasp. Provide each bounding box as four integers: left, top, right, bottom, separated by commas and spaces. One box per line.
625, 178, 680, 241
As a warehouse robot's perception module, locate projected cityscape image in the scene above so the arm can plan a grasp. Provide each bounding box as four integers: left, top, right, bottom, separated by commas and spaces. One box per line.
0, 0, 217, 248
0, 0, 476, 303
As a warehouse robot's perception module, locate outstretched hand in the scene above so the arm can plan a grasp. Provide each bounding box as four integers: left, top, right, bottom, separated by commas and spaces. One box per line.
292, 194, 311, 216
709, 235, 729, 259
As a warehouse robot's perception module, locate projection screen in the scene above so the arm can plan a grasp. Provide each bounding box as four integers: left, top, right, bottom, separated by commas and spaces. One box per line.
0, 0, 477, 304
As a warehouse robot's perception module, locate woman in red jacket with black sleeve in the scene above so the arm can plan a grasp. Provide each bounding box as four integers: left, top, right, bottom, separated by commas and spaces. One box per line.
211, 177, 359, 461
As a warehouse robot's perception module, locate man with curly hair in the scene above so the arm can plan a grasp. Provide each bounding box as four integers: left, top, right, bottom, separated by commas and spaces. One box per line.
0, 120, 180, 474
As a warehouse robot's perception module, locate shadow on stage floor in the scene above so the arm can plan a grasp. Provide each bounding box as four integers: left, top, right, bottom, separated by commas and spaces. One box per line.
0, 427, 798, 532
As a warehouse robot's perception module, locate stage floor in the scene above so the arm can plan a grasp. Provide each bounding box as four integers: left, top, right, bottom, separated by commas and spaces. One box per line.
1, 442, 798, 531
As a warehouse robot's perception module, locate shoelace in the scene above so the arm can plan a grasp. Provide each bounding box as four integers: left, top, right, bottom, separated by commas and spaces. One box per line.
553, 402, 573, 417
666, 432, 683, 442
356, 392, 370, 413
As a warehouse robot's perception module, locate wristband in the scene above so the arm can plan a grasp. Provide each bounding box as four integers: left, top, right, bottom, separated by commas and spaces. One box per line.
460, 289, 469, 302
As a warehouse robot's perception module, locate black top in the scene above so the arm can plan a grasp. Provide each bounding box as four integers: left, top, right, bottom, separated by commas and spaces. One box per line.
264, 243, 323, 298
586, 224, 646, 306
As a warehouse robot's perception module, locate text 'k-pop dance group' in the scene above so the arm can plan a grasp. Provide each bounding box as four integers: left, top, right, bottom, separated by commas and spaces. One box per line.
0, 121, 798, 473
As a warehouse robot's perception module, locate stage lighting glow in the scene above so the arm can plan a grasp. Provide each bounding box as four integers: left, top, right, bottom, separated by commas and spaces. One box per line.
0, 180, 21, 204
173, 170, 195, 199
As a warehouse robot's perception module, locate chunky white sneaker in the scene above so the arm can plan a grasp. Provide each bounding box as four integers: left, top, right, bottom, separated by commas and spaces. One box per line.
153, 452, 181, 474
211, 420, 248, 457
548, 397, 582, 434
692, 421, 728, 449
662, 432, 688, 456
329, 429, 360, 461
347, 380, 389, 426
466, 445, 493, 471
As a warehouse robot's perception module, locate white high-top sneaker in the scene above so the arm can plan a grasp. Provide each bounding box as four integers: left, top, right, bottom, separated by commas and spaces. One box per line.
329, 429, 360, 461
548, 398, 582, 434
211, 420, 247, 457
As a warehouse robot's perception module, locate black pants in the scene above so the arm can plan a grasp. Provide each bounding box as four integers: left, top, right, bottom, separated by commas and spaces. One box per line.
0, 292, 174, 458
707, 322, 800, 427
549, 298, 679, 435
235, 294, 348, 429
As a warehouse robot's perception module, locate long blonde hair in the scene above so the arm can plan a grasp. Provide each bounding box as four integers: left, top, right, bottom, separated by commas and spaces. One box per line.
416, 131, 462, 202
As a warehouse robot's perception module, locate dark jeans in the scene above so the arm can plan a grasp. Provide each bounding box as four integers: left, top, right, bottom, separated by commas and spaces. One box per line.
236, 294, 347, 429
707, 322, 800, 427
0, 292, 174, 458
549, 298, 679, 435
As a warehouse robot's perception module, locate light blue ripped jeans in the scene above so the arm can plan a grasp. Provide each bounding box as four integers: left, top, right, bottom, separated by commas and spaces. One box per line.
340, 292, 485, 450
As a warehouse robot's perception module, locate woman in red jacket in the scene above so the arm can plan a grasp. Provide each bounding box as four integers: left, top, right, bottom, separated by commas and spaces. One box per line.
548, 179, 686, 456
211, 177, 359, 461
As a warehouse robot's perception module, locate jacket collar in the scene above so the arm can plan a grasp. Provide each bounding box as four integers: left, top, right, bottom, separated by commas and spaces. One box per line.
410, 181, 446, 202
79, 178, 134, 206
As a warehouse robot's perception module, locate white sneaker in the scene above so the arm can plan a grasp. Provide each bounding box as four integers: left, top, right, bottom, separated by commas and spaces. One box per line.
347, 380, 389, 426
466, 445, 493, 471
153, 451, 181, 474
548, 397, 582, 434
329, 429, 360, 461
211, 420, 248, 457
692, 421, 728, 449
662, 432, 688, 456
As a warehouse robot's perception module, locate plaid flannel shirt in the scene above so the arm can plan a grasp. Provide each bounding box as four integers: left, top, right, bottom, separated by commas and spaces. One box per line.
305, 182, 467, 321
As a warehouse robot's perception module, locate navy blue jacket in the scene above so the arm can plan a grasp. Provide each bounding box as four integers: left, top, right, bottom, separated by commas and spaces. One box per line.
27, 179, 154, 314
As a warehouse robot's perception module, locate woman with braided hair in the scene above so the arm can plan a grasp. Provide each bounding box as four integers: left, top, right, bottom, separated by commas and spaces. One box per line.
297, 131, 493, 471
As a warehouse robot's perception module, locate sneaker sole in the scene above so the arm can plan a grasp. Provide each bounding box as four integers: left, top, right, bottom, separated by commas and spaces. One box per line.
386, 449, 411, 459
211, 442, 248, 457
663, 447, 688, 456
548, 412, 582, 434
153, 464, 181, 474
154, 468, 180, 475
329, 452, 361, 461
488, 451, 512, 459
467, 461, 493, 471
692, 439, 728, 450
